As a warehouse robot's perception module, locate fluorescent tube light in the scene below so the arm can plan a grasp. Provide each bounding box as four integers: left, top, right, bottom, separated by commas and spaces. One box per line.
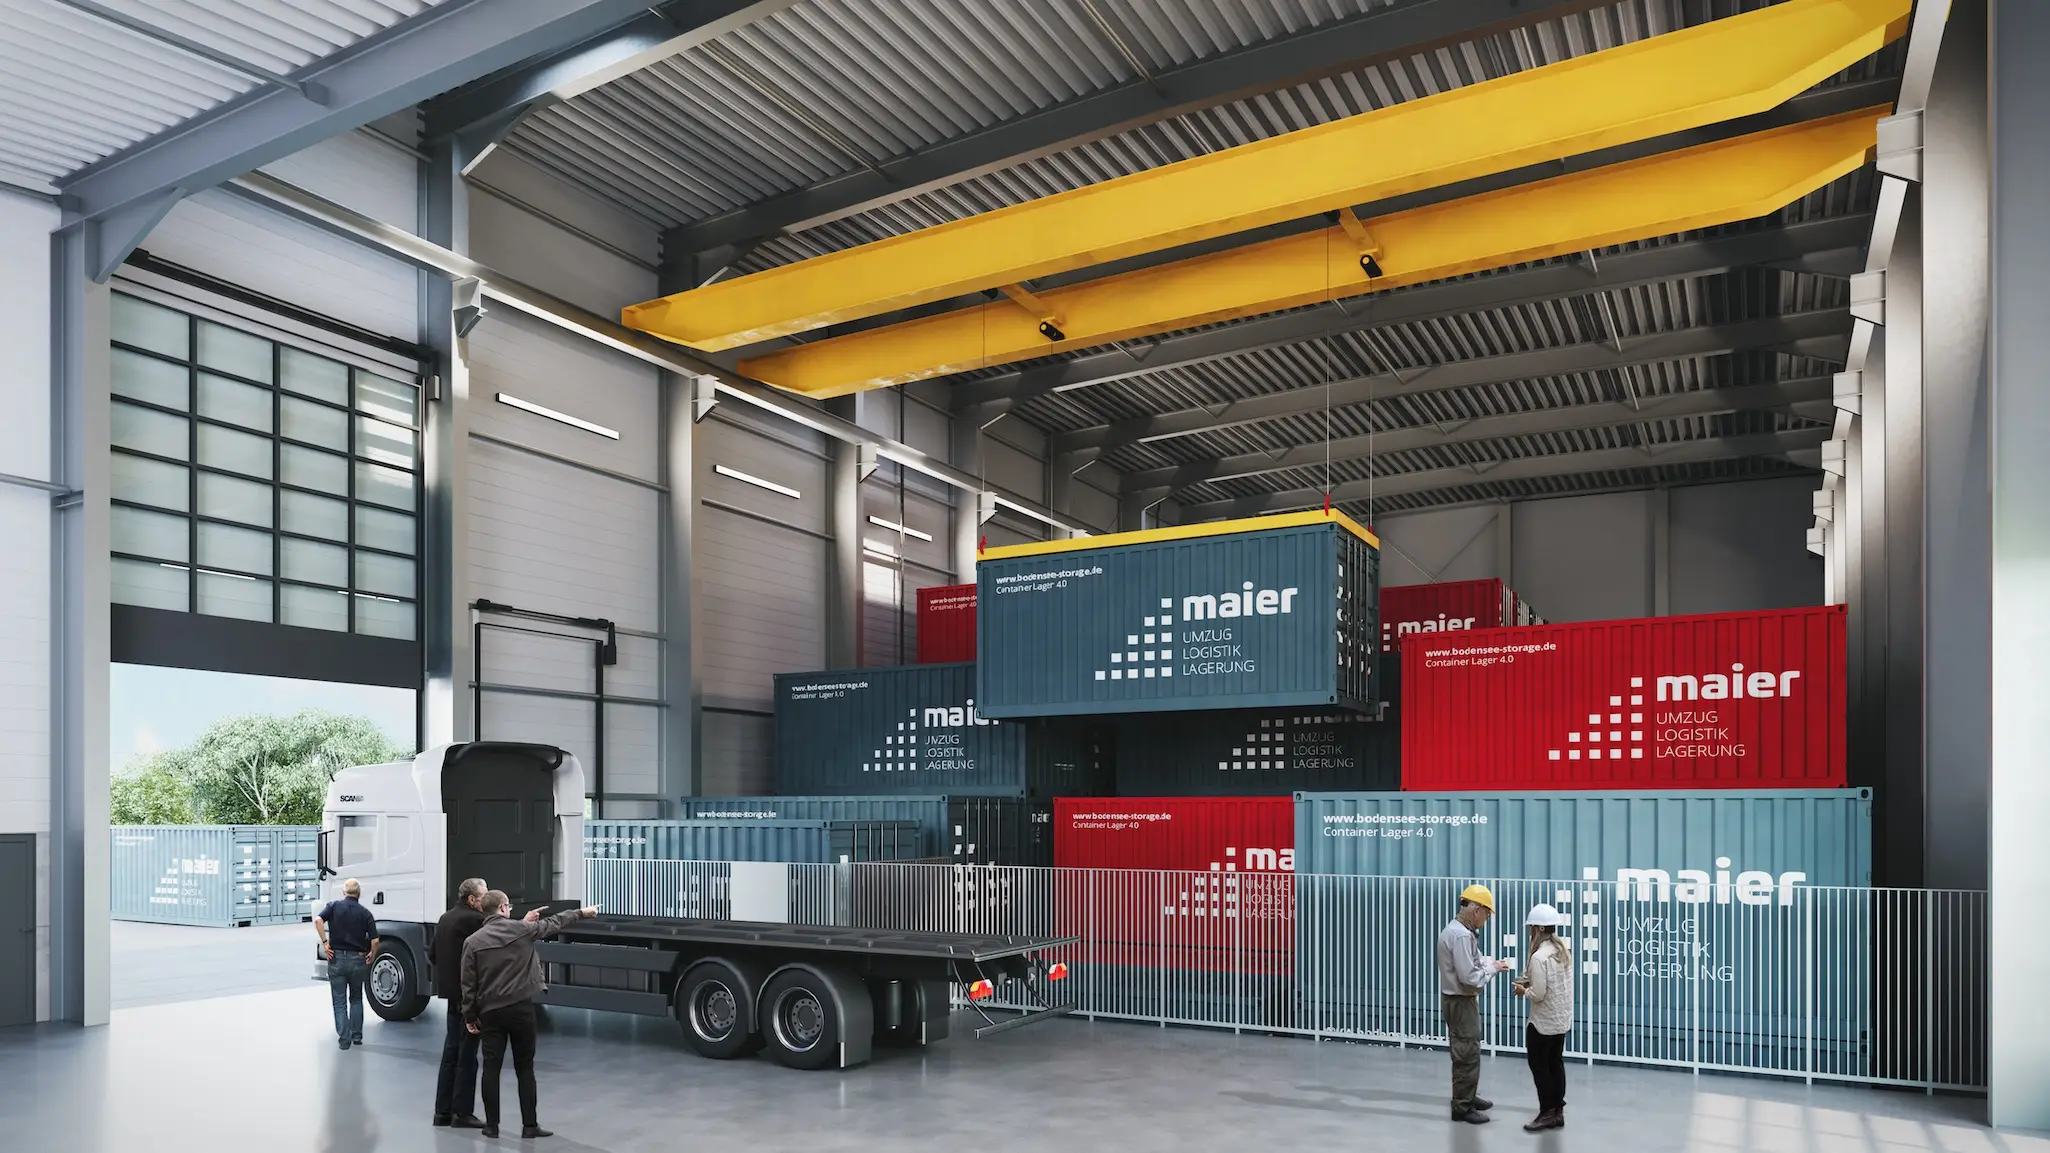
496, 392, 620, 440
714, 464, 801, 499
867, 515, 933, 542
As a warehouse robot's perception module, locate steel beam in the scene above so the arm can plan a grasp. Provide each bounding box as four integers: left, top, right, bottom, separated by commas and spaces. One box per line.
1120, 375, 1837, 497
630, 0, 1905, 352
1179, 429, 1830, 519
221, 171, 1088, 536
1093, 313, 1849, 467
55, 0, 706, 268
986, 216, 1870, 418
657, 0, 1612, 270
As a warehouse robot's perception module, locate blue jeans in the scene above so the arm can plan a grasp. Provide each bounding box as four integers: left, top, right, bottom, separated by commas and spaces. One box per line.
329, 951, 367, 1041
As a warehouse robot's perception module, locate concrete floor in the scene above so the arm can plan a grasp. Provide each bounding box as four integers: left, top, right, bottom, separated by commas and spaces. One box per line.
110, 918, 314, 1009
0, 984, 2032, 1153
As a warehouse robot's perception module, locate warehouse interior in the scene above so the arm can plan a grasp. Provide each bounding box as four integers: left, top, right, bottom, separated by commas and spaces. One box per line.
0, 0, 2041, 1147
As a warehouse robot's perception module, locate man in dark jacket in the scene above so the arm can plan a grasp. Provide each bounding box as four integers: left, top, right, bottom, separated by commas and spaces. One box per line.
461, 890, 599, 1140
428, 877, 489, 1129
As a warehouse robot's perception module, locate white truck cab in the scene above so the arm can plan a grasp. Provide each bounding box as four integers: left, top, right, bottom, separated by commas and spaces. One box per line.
317, 742, 585, 1019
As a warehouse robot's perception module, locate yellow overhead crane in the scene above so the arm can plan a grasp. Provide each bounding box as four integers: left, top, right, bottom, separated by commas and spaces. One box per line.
734, 109, 1884, 396
620, 0, 1908, 359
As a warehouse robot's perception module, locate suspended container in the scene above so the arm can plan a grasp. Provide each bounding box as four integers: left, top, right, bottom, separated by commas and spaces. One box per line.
678, 794, 1034, 865
916, 584, 977, 663
110, 825, 322, 927
1293, 788, 1872, 1070
1401, 604, 1848, 790
774, 663, 1113, 799
582, 819, 925, 863
975, 511, 1381, 718
1380, 579, 1521, 654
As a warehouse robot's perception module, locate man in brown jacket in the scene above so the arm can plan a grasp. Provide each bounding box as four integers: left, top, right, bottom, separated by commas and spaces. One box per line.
459, 890, 599, 1140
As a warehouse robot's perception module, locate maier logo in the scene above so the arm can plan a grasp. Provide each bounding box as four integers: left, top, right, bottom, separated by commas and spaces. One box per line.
863, 702, 991, 774
1591, 858, 1809, 907
1163, 846, 1295, 918
1547, 669, 1801, 763
1382, 613, 1478, 653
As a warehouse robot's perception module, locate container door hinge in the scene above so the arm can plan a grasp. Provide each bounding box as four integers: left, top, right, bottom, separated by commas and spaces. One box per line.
997, 284, 1066, 342
1336, 206, 1386, 278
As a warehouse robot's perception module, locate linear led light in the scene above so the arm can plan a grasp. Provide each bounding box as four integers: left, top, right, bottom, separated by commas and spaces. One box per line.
496, 392, 620, 440
867, 515, 933, 542
713, 464, 801, 499
159, 563, 256, 582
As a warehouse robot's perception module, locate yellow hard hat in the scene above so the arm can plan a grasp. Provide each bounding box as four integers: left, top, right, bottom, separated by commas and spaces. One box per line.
1460, 883, 1496, 911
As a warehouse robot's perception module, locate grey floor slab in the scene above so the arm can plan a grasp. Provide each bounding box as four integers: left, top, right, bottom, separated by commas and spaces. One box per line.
0, 984, 2034, 1153
111, 918, 316, 1009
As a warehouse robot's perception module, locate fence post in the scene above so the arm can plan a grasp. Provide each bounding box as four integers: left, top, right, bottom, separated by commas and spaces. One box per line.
1158, 871, 1168, 1028
1233, 872, 1243, 1035
1085, 868, 1097, 1022
1924, 888, 1935, 1095
1804, 886, 1814, 1085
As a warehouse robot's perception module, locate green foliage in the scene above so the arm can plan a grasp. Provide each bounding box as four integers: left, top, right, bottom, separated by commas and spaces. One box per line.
112, 710, 410, 826
109, 755, 197, 825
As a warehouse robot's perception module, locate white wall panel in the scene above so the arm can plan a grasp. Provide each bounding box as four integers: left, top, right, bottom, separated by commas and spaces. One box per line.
469, 184, 657, 319
468, 440, 660, 631
1670, 477, 1823, 614
1375, 505, 1502, 587
468, 148, 660, 277
260, 131, 416, 229
478, 690, 595, 786
697, 505, 828, 706
702, 710, 773, 797
467, 309, 660, 482
0, 194, 54, 859
698, 414, 829, 535
601, 703, 660, 798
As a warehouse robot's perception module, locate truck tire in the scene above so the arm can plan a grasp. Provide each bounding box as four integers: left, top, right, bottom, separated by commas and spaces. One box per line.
366, 943, 430, 1022
675, 960, 761, 1060
760, 966, 860, 1071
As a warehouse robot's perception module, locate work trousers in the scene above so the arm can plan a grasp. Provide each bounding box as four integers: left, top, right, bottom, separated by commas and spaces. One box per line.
1525, 1024, 1568, 1113
1443, 994, 1482, 1115
435, 999, 480, 1118
479, 1001, 540, 1130
328, 952, 367, 1042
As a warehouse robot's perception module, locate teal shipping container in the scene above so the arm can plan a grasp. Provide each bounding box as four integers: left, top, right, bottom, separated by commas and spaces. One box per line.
677, 794, 1034, 865
583, 819, 925, 863
975, 511, 1381, 718
111, 825, 322, 927
1293, 789, 1874, 1076
773, 663, 1113, 798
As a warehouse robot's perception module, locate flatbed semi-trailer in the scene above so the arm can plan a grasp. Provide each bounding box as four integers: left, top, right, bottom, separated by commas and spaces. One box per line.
316, 743, 1071, 1070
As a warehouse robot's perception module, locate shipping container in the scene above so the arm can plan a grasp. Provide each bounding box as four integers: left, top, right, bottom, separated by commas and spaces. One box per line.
976, 511, 1381, 718
916, 584, 977, 664
1293, 789, 1872, 1065
1401, 604, 1847, 790
1380, 579, 1516, 654
111, 825, 321, 927
1112, 662, 1401, 795
677, 794, 1035, 865
774, 663, 1113, 799
582, 819, 925, 863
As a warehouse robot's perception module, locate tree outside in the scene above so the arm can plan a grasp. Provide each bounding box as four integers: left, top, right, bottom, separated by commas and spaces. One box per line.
110, 710, 411, 826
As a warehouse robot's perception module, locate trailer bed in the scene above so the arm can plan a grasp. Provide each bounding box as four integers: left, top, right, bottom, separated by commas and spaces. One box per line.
561, 914, 1076, 963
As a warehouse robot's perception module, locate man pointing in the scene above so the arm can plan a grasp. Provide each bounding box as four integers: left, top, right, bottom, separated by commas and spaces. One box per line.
460, 892, 598, 1140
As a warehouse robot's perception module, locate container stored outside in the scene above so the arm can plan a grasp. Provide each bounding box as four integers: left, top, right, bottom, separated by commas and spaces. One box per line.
916, 584, 977, 664
773, 663, 1113, 798
111, 825, 321, 927
583, 819, 925, 863
976, 511, 1380, 718
1380, 579, 1517, 654
1401, 604, 1847, 790
678, 794, 1034, 865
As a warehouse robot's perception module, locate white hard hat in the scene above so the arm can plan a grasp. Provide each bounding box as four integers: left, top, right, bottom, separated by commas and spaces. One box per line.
1525, 903, 1566, 927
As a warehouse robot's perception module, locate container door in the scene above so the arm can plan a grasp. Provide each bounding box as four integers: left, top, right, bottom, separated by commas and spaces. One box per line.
0, 835, 31, 1026
442, 747, 560, 909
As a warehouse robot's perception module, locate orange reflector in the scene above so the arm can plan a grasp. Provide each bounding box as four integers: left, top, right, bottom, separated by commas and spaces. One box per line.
1047, 963, 1069, 981
967, 979, 995, 1001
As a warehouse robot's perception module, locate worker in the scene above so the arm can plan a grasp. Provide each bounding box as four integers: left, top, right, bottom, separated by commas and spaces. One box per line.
1513, 903, 1574, 1132
313, 878, 380, 1051
428, 877, 490, 1129
1437, 882, 1508, 1124
460, 892, 600, 1140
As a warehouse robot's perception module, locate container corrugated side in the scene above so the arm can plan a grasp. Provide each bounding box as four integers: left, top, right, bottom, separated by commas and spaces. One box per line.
1112, 685, 1399, 796
112, 825, 320, 927
681, 796, 951, 855
976, 513, 1380, 718
916, 584, 977, 663
1401, 605, 1848, 790
1380, 579, 1512, 654
1293, 789, 1872, 1062
773, 663, 1112, 798
583, 819, 922, 863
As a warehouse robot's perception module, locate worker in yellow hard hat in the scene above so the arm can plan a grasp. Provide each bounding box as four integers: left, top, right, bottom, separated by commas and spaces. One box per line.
1437, 882, 1511, 1124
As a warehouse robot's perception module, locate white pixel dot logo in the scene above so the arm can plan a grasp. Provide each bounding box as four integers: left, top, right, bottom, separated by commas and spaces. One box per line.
1097, 597, 1175, 681
1547, 676, 1646, 763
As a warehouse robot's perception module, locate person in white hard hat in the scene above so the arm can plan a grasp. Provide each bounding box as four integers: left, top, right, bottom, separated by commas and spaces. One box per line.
1512, 903, 1574, 1132
1438, 883, 1511, 1124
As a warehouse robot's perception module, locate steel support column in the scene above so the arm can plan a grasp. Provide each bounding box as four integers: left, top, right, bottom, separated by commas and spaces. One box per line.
1987, 0, 2050, 1128
826, 396, 861, 667
658, 371, 701, 800
1881, 185, 1927, 889
951, 407, 989, 581
48, 228, 110, 1026
419, 141, 474, 748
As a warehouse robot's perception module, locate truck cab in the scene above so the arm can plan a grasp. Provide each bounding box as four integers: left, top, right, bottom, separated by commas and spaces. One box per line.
316, 742, 583, 1019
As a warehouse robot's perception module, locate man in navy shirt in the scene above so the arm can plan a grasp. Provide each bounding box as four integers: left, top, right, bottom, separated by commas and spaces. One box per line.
315, 879, 381, 1050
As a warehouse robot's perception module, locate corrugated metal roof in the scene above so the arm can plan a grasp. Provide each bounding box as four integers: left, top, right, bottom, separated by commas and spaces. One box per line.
0, 0, 451, 193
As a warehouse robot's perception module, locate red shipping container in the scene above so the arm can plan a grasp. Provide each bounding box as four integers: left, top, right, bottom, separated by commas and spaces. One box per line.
1054, 797, 1294, 974
1401, 604, 1847, 790
1380, 578, 1516, 654
915, 584, 976, 664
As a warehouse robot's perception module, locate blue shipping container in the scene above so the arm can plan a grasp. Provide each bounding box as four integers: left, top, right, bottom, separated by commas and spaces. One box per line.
773, 663, 1113, 799
583, 819, 925, 863
1292, 790, 1873, 1074
976, 511, 1380, 718
110, 825, 322, 927
678, 794, 1035, 865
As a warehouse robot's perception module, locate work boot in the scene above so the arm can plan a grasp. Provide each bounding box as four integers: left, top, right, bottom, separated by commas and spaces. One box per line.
481, 1124, 499, 1139
1523, 1110, 1552, 1132
1452, 1110, 1491, 1125
433, 1115, 453, 1127
1471, 1097, 1494, 1111
521, 1126, 554, 1139
452, 1115, 486, 1129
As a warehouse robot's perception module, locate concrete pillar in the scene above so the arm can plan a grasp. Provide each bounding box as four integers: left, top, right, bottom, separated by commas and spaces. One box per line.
419, 140, 474, 748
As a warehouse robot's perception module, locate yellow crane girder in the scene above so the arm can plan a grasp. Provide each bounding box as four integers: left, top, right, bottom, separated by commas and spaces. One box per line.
622, 0, 1908, 353
734, 109, 1885, 398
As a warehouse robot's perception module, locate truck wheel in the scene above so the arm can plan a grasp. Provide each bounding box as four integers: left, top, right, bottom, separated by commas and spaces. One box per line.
676, 960, 759, 1060
366, 944, 429, 1022
760, 969, 844, 1071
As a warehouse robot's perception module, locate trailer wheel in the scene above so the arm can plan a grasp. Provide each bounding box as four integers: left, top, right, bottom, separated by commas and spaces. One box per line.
760, 969, 844, 1071
676, 961, 759, 1060
366, 944, 429, 1022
